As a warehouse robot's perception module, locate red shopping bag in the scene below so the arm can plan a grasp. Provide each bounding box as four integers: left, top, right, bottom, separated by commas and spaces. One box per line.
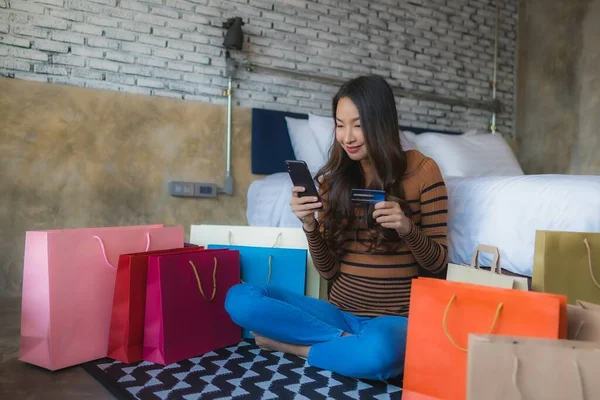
143, 249, 241, 365
403, 278, 567, 400
107, 245, 206, 363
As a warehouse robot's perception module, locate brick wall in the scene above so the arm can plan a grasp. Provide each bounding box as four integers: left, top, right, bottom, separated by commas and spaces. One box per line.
0, 0, 517, 135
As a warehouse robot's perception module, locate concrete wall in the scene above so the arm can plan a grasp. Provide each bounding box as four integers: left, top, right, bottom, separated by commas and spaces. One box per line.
1, 0, 518, 134
0, 78, 254, 296
516, 0, 600, 174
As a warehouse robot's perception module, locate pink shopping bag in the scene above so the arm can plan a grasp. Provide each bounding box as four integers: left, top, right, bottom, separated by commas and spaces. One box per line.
143, 249, 241, 365
19, 224, 184, 371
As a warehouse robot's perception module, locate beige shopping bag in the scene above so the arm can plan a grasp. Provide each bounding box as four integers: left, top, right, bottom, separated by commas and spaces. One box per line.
577, 300, 600, 313
567, 301, 600, 341
189, 224, 328, 300
467, 334, 600, 400
447, 245, 528, 290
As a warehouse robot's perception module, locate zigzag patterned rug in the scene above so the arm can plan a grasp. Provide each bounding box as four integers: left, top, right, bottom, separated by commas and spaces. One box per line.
82, 339, 402, 399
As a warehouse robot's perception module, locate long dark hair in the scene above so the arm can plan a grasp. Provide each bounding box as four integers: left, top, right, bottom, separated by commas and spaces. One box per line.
315, 75, 409, 256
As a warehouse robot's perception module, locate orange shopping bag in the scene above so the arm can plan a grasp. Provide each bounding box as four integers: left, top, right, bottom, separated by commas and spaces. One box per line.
402, 278, 567, 400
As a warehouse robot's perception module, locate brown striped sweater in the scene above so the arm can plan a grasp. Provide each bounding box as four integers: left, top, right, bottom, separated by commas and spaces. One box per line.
305, 150, 448, 317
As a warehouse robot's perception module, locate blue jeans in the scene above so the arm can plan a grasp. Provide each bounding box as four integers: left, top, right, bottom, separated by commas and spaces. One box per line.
224, 283, 408, 381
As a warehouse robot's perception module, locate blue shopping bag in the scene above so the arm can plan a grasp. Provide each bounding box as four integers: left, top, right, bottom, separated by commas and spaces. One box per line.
207, 244, 307, 338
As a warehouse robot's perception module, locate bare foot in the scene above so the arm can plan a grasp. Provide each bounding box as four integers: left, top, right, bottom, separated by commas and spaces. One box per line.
250, 331, 310, 358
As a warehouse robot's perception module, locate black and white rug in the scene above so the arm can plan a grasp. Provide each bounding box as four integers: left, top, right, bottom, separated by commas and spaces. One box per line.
83, 339, 402, 399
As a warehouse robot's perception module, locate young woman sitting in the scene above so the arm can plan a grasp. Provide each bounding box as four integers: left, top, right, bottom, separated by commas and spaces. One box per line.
225, 75, 448, 381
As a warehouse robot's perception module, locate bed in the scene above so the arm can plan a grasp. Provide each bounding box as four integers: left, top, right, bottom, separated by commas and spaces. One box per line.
247, 108, 600, 277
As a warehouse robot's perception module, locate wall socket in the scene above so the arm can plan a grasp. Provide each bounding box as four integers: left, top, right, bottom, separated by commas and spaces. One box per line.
168, 181, 218, 198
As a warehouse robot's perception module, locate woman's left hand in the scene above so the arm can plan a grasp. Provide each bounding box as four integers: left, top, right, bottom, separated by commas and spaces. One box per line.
373, 201, 412, 235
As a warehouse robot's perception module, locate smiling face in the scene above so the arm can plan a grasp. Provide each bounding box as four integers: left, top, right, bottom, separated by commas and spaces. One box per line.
335, 97, 369, 162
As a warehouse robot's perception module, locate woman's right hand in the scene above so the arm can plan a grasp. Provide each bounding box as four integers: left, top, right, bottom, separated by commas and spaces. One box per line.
290, 186, 322, 231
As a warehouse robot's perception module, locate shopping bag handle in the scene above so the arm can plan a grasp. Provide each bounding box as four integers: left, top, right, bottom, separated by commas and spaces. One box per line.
240, 255, 273, 285
584, 239, 600, 289
470, 244, 501, 274
94, 232, 151, 270
442, 294, 503, 352
189, 258, 218, 301
228, 231, 282, 248
510, 352, 584, 400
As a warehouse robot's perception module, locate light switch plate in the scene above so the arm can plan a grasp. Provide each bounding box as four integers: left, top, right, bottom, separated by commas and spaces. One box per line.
168, 181, 195, 197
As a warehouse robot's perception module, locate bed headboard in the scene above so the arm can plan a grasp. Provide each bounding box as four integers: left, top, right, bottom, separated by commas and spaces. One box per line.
251, 108, 462, 175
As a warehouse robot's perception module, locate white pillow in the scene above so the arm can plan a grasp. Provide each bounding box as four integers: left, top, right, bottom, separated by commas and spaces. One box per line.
308, 114, 335, 158
400, 130, 417, 151
285, 116, 326, 173
411, 133, 524, 177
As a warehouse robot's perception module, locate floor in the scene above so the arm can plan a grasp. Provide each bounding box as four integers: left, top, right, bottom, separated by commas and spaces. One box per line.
0, 297, 113, 399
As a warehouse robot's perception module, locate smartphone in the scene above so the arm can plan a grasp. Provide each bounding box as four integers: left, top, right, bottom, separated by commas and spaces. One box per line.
285, 160, 323, 208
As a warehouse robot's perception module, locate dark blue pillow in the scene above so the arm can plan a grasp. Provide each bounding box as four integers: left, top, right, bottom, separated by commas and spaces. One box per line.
251, 108, 308, 175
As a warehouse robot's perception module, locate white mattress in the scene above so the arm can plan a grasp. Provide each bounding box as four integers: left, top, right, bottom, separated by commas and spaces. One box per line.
247, 173, 600, 277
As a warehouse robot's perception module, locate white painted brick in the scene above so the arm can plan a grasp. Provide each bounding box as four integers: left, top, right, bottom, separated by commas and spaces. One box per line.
105, 73, 135, 85
10, 0, 45, 14
71, 23, 103, 36
138, 77, 164, 88
0, 22, 7, 33
180, 32, 208, 45
135, 13, 168, 27
166, 0, 195, 11
50, 31, 84, 44
86, 15, 119, 28
121, 42, 152, 54
50, 9, 85, 22
87, 37, 119, 49
137, 56, 165, 68
32, 16, 69, 30
34, 64, 69, 75
11, 26, 47, 40
121, 64, 152, 76
52, 54, 86, 67
182, 73, 211, 84
72, 67, 103, 80
138, 34, 167, 47
0, 58, 31, 71
168, 39, 195, 52
150, 7, 179, 19
0, 35, 30, 48
88, 0, 117, 5
153, 48, 181, 60
90, 58, 120, 72
71, 46, 103, 58
182, 52, 209, 64
11, 72, 49, 82
106, 51, 135, 63
168, 80, 196, 93
121, 0, 149, 12
167, 20, 197, 32
193, 43, 222, 56
152, 27, 181, 39
34, 39, 70, 53
154, 68, 181, 79
9, 47, 48, 61
167, 61, 194, 72
105, 29, 136, 42
121, 21, 151, 34
105, 7, 134, 20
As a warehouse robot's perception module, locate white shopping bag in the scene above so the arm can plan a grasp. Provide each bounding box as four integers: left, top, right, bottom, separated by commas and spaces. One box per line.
447, 245, 528, 290
190, 225, 328, 300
